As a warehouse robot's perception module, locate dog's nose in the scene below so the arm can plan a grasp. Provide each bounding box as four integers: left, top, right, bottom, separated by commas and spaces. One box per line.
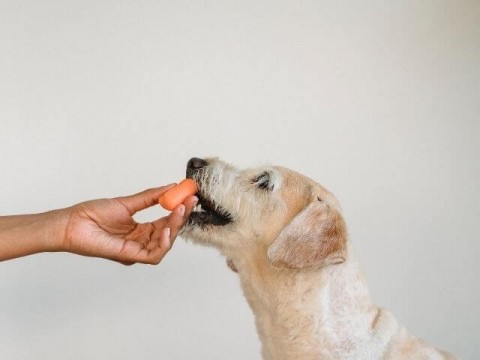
187, 157, 207, 170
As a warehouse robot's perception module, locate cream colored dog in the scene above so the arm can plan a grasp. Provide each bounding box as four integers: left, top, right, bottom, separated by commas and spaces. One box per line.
180, 157, 455, 360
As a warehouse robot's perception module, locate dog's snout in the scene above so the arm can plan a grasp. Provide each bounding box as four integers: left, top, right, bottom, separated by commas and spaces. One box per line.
187, 157, 207, 177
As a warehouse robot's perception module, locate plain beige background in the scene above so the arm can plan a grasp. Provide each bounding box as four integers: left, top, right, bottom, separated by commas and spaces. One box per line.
1, 0, 479, 359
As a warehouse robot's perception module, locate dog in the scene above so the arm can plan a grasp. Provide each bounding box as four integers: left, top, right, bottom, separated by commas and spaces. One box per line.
180, 157, 455, 360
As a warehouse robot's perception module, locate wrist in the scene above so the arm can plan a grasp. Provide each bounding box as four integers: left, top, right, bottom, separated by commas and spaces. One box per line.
42, 208, 71, 252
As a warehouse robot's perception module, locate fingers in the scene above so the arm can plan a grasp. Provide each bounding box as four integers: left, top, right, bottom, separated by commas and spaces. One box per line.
111, 195, 198, 266
108, 233, 172, 265
159, 227, 172, 252
134, 196, 197, 263
132, 228, 172, 265
117, 260, 135, 266
149, 195, 197, 245
167, 195, 197, 243
116, 184, 176, 215
183, 195, 198, 214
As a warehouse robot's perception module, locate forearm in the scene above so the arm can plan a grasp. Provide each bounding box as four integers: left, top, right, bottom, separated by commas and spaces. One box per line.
0, 209, 69, 261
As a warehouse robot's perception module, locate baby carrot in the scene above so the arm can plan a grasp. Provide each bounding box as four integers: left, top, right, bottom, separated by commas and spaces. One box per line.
159, 178, 198, 211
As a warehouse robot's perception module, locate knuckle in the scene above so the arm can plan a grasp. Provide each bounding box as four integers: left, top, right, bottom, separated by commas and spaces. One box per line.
151, 257, 162, 265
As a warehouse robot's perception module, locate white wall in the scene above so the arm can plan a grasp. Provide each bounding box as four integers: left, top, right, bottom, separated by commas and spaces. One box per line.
1, 1, 479, 359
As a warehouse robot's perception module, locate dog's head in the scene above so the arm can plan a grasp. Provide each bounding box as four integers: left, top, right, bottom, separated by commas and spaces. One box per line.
181, 157, 347, 270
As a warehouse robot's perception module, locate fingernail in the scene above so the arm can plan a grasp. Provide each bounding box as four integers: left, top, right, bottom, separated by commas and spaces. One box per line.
177, 204, 185, 216
164, 228, 171, 248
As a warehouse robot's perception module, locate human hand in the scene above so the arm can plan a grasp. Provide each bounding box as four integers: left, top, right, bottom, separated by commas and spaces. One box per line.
62, 185, 197, 265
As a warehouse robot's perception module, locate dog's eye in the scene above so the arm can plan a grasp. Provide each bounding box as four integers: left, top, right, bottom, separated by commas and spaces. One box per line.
252, 172, 272, 190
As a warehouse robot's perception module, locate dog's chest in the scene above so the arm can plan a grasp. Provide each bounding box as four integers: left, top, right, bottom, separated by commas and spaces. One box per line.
237, 267, 333, 355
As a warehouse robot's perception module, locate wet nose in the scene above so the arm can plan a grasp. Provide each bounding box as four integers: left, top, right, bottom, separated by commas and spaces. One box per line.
187, 157, 207, 170
186, 157, 207, 177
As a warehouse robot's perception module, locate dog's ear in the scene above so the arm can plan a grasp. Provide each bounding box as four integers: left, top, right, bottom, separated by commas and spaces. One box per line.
267, 199, 347, 269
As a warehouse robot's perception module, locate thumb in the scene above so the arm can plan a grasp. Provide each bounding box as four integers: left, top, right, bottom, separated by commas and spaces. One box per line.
116, 184, 176, 215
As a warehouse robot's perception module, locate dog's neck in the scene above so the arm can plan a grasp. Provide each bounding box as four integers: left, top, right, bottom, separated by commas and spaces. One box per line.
230, 243, 394, 360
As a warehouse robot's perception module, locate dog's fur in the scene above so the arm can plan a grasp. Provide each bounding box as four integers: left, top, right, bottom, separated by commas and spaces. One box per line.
181, 158, 455, 360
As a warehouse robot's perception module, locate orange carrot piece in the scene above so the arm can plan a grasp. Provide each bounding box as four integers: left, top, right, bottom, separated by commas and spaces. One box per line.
158, 178, 198, 211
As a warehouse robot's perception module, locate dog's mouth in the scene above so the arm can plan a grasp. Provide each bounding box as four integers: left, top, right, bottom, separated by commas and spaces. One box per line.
188, 191, 233, 227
